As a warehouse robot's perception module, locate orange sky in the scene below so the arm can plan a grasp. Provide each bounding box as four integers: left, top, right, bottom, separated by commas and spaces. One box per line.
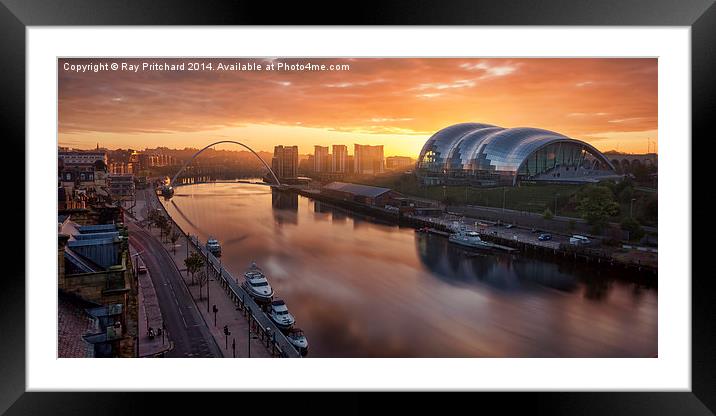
58, 58, 657, 156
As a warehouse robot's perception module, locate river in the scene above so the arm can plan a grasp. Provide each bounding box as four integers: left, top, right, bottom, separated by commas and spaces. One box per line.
162, 182, 657, 357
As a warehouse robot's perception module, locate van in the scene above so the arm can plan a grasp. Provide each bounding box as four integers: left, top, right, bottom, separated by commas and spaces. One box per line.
569, 235, 591, 245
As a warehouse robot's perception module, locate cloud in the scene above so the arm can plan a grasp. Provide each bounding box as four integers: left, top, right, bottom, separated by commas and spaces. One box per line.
58, 57, 657, 154
576, 81, 594, 87
460, 61, 519, 79
608, 117, 645, 123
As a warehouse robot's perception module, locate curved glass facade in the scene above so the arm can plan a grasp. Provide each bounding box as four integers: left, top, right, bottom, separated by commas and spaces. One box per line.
417, 123, 616, 185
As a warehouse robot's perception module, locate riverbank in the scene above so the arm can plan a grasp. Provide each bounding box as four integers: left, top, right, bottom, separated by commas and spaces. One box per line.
293, 186, 657, 275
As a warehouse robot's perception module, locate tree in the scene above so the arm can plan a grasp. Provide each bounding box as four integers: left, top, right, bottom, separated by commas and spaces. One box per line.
575, 185, 620, 233
170, 231, 180, 254
543, 207, 554, 220
196, 270, 208, 299
184, 251, 204, 285
620, 217, 645, 242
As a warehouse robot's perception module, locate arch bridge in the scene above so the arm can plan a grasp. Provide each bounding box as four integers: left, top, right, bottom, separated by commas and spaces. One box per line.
163, 140, 280, 196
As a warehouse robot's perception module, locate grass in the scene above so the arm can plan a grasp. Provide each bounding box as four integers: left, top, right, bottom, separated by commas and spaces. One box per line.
349, 173, 657, 227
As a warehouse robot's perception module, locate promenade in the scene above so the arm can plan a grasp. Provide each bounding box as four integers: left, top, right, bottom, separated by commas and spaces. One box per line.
138, 189, 271, 358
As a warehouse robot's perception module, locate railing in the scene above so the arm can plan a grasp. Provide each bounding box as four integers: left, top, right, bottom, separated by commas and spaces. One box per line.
190, 236, 302, 358
149, 189, 301, 358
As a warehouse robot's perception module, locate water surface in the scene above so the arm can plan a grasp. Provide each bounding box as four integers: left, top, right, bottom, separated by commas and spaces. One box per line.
163, 182, 657, 357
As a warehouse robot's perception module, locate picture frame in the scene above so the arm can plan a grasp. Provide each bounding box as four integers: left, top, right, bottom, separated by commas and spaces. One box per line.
1, 0, 711, 413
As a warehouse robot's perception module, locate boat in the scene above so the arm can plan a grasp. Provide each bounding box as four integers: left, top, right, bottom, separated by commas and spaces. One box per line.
205, 237, 222, 257
286, 327, 308, 356
268, 299, 295, 330
448, 221, 493, 249
241, 262, 274, 304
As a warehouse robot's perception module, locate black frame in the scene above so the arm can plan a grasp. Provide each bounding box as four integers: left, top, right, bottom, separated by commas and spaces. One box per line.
1, 0, 712, 414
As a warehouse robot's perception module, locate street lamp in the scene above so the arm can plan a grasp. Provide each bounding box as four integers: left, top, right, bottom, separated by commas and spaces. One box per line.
554, 193, 559, 217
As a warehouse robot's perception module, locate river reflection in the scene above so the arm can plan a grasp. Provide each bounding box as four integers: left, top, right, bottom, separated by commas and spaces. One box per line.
163, 183, 657, 357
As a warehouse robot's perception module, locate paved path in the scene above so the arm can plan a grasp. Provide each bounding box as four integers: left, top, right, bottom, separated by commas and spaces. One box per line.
132, 245, 173, 357
129, 222, 223, 358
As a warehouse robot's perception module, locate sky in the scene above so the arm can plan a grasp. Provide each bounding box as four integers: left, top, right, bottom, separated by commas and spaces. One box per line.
58, 58, 657, 156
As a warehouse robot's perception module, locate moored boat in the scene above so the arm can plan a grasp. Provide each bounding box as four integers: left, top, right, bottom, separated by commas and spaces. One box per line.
241, 262, 274, 304
206, 237, 222, 257
269, 299, 295, 330
286, 327, 308, 356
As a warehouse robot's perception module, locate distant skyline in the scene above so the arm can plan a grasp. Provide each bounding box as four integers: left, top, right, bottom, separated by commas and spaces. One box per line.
59, 58, 657, 156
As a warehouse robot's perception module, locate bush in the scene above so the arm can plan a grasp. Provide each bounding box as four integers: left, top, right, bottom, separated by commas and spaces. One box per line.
543, 207, 554, 220
576, 185, 620, 231
620, 217, 644, 241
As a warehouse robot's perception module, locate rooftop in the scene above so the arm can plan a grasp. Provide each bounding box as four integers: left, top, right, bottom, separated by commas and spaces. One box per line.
323, 182, 393, 198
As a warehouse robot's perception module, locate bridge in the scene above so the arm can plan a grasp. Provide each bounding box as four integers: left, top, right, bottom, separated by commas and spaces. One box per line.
162, 140, 281, 197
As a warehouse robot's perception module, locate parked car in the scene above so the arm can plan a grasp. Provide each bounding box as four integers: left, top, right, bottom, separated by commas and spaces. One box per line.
505, 224, 514, 229
569, 235, 591, 245
538, 233, 552, 241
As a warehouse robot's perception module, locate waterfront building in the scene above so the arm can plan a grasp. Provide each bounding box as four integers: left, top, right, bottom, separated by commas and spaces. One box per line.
322, 181, 401, 207
416, 122, 619, 186
59, 149, 108, 166
272, 145, 299, 179
386, 156, 414, 172
58, 218, 137, 357
354, 144, 384, 175
332, 145, 348, 173
314, 145, 330, 173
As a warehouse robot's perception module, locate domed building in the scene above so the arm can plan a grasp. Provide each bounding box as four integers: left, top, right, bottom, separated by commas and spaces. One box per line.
416, 123, 619, 186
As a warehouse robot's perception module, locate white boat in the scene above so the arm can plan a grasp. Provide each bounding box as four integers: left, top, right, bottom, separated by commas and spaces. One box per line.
241, 262, 274, 303
269, 299, 295, 330
286, 327, 308, 356
205, 237, 222, 257
449, 222, 493, 249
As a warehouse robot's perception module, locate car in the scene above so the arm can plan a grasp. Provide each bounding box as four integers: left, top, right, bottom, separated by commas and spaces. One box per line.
138, 264, 147, 274
538, 233, 552, 241
505, 224, 514, 229
569, 235, 591, 245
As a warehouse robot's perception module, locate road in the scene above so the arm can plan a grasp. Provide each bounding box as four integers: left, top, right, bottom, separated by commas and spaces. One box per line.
129, 222, 222, 358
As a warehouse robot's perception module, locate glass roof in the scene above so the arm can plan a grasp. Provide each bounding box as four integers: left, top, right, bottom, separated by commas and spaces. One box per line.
417, 123, 615, 174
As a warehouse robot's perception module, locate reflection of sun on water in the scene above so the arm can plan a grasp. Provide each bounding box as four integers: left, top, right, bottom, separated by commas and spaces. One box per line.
164, 182, 657, 358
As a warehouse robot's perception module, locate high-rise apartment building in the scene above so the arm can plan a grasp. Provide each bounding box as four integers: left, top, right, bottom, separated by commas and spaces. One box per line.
314, 145, 330, 173
354, 144, 384, 175
332, 145, 347, 173
272, 145, 299, 179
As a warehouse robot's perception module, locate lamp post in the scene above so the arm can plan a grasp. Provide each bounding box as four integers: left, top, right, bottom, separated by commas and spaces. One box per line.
554, 193, 559, 217
246, 304, 252, 357
502, 187, 507, 216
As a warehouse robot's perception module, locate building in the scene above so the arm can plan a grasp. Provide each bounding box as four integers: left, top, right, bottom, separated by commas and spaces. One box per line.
354, 144, 384, 175
322, 182, 401, 207
108, 174, 135, 200
138, 152, 177, 170
332, 145, 348, 173
59, 149, 108, 166
272, 145, 299, 179
58, 219, 137, 357
314, 145, 330, 173
386, 156, 414, 171
416, 122, 618, 186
